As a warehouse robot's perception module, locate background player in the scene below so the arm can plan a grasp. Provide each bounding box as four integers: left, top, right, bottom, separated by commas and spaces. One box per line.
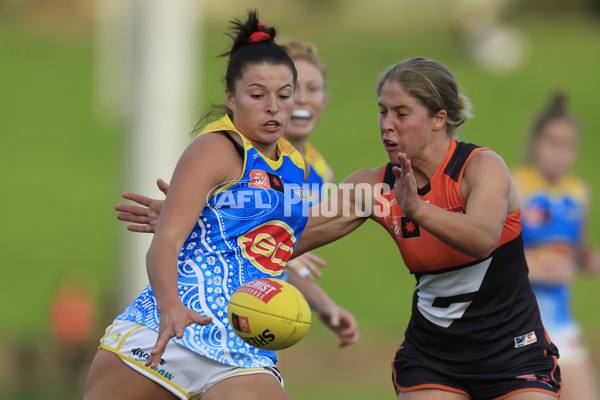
512, 90, 599, 400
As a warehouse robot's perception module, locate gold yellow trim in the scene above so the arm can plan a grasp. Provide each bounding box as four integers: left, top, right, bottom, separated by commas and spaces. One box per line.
304, 142, 328, 182
100, 343, 190, 399
195, 115, 306, 196
116, 323, 142, 352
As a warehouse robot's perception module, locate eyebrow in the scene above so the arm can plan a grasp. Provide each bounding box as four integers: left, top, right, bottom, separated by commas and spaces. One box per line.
248, 83, 294, 91
378, 103, 411, 112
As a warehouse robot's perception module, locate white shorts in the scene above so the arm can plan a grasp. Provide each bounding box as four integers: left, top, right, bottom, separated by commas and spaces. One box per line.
545, 322, 588, 365
99, 319, 284, 400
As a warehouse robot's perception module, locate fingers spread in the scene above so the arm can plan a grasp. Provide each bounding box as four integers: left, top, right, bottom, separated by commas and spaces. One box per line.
304, 252, 327, 267
122, 192, 152, 207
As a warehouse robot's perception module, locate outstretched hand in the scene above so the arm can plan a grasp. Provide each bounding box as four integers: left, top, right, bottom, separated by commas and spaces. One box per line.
146, 302, 212, 369
286, 252, 327, 281
318, 303, 360, 348
115, 179, 169, 233
391, 152, 420, 218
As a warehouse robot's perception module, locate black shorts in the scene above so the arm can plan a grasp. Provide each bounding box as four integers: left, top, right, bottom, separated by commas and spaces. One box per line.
391, 341, 562, 399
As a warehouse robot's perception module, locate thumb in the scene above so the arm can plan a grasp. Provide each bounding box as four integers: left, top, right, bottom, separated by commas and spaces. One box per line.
157, 179, 170, 195
392, 166, 402, 178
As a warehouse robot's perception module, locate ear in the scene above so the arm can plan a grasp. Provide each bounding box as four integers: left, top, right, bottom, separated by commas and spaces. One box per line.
432, 109, 447, 131
226, 89, 235, 112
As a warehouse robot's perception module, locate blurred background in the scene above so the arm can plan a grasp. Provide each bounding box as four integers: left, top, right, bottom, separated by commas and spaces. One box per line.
1, 0, 599, 399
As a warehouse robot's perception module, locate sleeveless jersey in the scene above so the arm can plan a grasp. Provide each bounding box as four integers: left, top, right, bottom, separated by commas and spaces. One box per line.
375, 139, 552, 362
512, 165, 587, 248
118, 115, 309, 368
512, 165, 588, 330
304, 142, 330, 205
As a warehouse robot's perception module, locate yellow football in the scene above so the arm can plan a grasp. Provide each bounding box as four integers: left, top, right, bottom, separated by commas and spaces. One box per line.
227, 278, 311, 350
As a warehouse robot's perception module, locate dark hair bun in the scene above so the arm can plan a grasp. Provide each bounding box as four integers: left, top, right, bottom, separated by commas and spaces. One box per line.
221, 10, 276, 59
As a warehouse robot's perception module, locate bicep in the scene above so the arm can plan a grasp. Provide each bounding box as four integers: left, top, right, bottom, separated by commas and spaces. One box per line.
153, 135, 242, 249
462, 152, 512, 234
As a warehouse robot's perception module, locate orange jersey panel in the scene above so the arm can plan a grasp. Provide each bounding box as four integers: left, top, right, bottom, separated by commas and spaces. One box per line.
375, 139, 522, 273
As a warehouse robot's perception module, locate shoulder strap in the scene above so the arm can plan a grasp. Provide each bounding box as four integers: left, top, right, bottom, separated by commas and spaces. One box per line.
443, 142, 481, 182
220, 131, 244, 160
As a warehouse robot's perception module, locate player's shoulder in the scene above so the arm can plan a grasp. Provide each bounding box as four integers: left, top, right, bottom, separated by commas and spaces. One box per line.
342, 166, 384, 185
561, 173, 590, 199
464, 148, 509, 178
467, 147, 505, 164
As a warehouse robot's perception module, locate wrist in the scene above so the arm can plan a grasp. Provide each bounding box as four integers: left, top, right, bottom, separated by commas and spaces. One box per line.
286, 259, 313, 278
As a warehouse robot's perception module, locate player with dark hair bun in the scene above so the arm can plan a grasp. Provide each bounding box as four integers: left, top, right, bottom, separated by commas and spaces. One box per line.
220, 10, 297, 99
513, 90, 599, 400
84, 10, 305, 400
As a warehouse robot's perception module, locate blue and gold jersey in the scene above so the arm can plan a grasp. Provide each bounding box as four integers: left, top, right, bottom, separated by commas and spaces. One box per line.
513, 165, 589, 330
512, 165, 588, 248
118, 115, 309, 368
304, 142, 330, 205
304, 142, 328, 186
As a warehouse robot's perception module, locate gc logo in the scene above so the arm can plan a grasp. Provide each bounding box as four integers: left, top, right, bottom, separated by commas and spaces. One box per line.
238, 221, 297, 275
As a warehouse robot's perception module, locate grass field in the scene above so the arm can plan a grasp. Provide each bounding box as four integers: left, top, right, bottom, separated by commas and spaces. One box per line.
1, 4, 600, 399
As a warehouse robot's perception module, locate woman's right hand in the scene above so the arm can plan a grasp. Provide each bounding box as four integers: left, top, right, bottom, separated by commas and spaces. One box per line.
115, 179, 169, 233
146, 302, 212, 369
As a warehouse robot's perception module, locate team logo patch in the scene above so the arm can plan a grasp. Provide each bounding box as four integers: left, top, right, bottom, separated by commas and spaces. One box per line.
401, 216, 421, 239
235, 278, 283, 304
249, 170, 285, 193
514, 330, 537, 348
238, 221, 297, 275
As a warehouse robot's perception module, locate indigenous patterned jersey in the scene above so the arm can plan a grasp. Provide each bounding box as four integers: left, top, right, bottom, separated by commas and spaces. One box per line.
375, 139, 553, 362
118, 115, 309, 368
512, 165, 587, 248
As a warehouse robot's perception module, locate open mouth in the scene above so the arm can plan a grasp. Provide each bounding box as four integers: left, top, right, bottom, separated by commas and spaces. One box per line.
264, 121, 280, 128
291, 109, 312, 119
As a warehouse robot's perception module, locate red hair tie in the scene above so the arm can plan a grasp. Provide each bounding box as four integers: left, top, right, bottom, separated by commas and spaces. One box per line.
257, 23, 265, 29
248, 31, 271, 43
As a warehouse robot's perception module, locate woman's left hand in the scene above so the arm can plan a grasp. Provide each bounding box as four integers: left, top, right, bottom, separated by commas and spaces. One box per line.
146, 302, 212, 369
392, 152, 421, 218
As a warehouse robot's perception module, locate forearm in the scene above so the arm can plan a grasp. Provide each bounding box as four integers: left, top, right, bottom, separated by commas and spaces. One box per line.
412, 202, 501, 259
293, 215, 365, 258
146, 237, 182, 310
287, 271, 336, 315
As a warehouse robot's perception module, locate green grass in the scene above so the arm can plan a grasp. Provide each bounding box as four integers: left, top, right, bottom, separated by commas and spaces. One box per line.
1, 7, 600, 399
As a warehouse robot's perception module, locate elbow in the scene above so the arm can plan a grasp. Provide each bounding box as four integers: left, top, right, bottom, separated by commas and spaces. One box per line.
468, 235, 499, 260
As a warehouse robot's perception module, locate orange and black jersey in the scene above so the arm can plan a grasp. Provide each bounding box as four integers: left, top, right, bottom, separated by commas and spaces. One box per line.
376, 139, 557, 365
